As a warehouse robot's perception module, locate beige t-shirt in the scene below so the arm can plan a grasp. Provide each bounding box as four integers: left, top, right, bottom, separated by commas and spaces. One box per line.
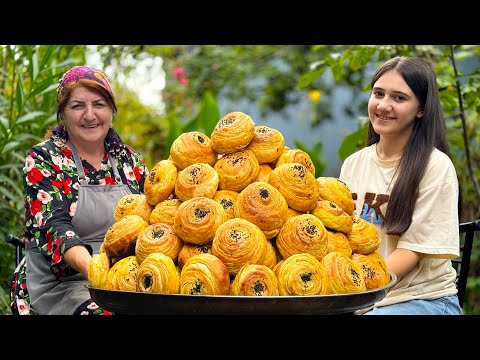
339, 145, 459, 307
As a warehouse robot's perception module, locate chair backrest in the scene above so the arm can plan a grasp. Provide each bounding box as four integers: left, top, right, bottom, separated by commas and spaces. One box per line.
6, 234, 24, 268
452, 219, 480, 308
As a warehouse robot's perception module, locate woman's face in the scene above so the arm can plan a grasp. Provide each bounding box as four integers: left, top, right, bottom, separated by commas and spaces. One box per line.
63, 85, 113, 148
368, 70, 423, 141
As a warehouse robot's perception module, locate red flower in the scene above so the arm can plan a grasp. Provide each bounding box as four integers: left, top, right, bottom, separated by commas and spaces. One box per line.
46, 232, 53, 252
134, 167, 141, 181
105, 176, 116, 185
52, 163, 61, 172
52, 180, 62, 189
62, 178, 72, 195
30, 199, 42, 215
61, 147, 72, 158
27, 168, 43, 184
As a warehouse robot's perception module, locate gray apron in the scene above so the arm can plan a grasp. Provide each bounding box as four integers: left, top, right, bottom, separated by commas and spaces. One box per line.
26, 141, 132, 315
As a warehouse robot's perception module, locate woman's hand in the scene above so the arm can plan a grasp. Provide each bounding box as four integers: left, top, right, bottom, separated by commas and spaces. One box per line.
64, 245, 93, 279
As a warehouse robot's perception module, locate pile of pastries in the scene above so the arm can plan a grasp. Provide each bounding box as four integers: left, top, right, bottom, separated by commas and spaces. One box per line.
89, 111, 391, 297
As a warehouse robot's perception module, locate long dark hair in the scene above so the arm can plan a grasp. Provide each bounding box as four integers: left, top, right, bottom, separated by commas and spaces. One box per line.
367, 56, 454, 235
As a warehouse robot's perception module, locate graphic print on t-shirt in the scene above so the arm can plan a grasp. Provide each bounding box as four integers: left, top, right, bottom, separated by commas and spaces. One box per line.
352, 192, 389, 225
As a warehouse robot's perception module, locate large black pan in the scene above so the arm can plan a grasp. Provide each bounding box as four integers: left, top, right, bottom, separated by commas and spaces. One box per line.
88, 273, 396, 315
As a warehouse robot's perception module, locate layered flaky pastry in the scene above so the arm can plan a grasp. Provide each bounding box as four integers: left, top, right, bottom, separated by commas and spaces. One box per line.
175, 163, 219, 201
136, 252, 180, 294
311, 200, 353, 234
173, 196, 227, 245
179, 253, 231, 295
149, 198, 182, 225
316, 177, 355, 215
212, 190, 239, 220
114, 194, 153, 222
276, 213, 329, 261
352, 251, 390, 290
144, 159, 178, 206
105, 255, 138, 292
135, 223, 183, 265
274, 253, 330, 296
348, 215, 381, 255
210, 111, 255, 154
231, 264, 279, 296
234, 181, 288, 232
103, 214, 149, 259
268, 163, 319, 212
326, 229, 352, 258
275, 148, 315, 176
214, 149, 259, 192
255, 164, 274, 183
177, 242, 213, 269
211, 218, 269, 276
246, 125, 285, 164
322, 251, 366, 294
170, 131, 218, 170
88, 252, 110, 289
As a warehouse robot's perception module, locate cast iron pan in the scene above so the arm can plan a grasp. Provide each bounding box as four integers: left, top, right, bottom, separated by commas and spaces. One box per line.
88, 273, 396, 315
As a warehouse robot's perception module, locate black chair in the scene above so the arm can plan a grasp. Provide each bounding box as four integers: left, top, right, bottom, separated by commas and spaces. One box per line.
6, 234, 25, 268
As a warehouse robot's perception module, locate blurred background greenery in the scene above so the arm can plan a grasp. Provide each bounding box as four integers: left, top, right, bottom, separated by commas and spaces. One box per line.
1, 45, 478, 314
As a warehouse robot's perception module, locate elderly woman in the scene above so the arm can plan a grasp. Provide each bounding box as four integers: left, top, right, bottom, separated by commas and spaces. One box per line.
10, 66, 149, 315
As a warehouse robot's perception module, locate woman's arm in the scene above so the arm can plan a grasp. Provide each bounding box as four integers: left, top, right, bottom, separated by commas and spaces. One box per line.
386, 248, 422, 279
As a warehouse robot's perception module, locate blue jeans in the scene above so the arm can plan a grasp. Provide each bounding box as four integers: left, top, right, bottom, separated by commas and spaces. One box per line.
363, 295, 461, 315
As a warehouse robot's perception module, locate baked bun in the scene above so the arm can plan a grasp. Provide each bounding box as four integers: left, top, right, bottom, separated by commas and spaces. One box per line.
177, 242, 213, 269
275, 253, 330, 296
234, 181, 288, 232
114, 194, 153, 222
135, 223, 183, 265
149, 198, 182, 225
211, 111, 255, 154
326, 229, 352, 258
173, 196, 227, 245
88, 252, 110, 289
311, 200, 353, 234
179, 253, 230, 295
348, 215, 381, 254
262, 239, 278, 269
105, 255, 138, 292
322, 251, 366, 294
144, 159, 178, 206
170, 131, 217, 170
136, 252, 180, 294
212, 190, 239, 220
268, 163, 318, 212
246, 125, 285, 164
351, 251, 390, 290
231, 264, 279, 296
275, 148, 315, 176
175, 163, 219, 201
276, 213, 329, 261
316, 177, 355, 215
103, 214, 149, 259
255, 164, 274, 183
211, 218, 269, 276
214, 149, 259, 192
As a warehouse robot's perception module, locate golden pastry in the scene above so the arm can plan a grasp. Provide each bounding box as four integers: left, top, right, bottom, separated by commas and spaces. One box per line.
255, 163, 274, 183
351, 251, 391, 290
177, 242, 213, 269
348, 215, 381, 255
234, 181, 288, 232
211, 218, 269, 276
275, 148, 315, 176
246, 125, 285, 164
214, 149, 259, 192
88, 252, 110, 289
262, 239, 278, 269
311, 200, 353, 234
210, 111, 255, 154
149, 198, 182, 225
231, 264, 279, 296
114, 194, 153, 222
103, 214, 149, 259
285, 207, 304, 222
322, 251, 366, 294
212, 189, 239, 220
268, 163, 319, 212
174, 163, 219, 201
326, 229, 352, 258
179, 253, 231, 295
173, 196, 227, 245
169, 131, 218, 170
135, 223, 183, 265
276, 213, 329, 261
262, 228, 280, 240
316, 177, 355, 215
136, 252, 180, 294
144, 159, 178, 206
275, 253, 330, 296
105, 255, 138, 292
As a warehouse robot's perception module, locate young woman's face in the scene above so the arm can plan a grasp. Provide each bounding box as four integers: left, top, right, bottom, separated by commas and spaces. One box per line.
368, 70, 423, 141
63, 85, 113, 148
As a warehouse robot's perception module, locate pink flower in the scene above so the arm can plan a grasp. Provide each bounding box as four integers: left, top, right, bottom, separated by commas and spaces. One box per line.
173, 67, 188, 84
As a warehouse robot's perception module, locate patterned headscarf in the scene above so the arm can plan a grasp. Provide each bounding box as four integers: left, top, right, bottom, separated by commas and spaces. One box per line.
53, 65, 128, 159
